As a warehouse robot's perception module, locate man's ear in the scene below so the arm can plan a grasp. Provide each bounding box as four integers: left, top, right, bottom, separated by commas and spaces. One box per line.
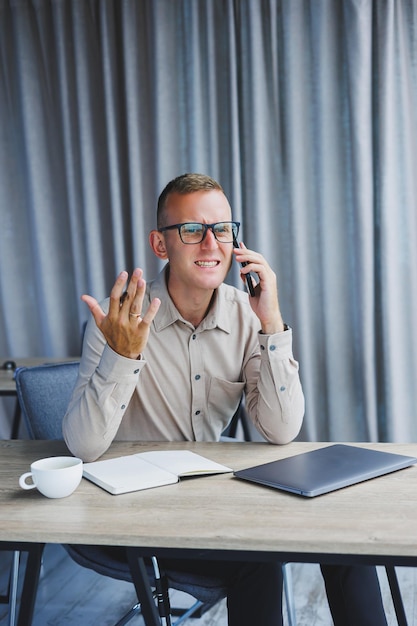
149, 230, 168, 259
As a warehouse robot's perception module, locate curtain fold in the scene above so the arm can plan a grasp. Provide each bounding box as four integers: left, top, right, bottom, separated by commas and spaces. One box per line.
1, 0, 416, 443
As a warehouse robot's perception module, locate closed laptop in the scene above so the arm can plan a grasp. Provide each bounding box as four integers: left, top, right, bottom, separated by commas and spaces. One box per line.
234, 444, 417, 497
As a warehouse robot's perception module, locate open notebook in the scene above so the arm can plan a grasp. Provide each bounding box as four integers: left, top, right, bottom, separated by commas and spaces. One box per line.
83, 450, 232, 495
234, 444, 417, 497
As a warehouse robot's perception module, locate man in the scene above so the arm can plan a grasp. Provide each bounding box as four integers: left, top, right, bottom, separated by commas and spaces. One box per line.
64, 173, 386, 625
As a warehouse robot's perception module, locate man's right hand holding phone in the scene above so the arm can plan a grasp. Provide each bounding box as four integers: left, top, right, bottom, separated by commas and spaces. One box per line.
232, 243, 285, 334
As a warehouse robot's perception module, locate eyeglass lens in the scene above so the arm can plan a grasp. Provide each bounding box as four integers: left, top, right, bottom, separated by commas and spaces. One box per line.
180, 222, 238, 243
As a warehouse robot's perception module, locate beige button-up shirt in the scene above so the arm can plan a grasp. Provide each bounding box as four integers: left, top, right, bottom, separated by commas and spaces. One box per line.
63, 267, 305, 462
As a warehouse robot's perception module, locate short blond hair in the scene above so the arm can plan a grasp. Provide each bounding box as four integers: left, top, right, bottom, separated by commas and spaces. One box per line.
157, 173, 224, 228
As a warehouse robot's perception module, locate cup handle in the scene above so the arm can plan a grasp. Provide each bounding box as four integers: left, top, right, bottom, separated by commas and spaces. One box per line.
19, 472, 36, 490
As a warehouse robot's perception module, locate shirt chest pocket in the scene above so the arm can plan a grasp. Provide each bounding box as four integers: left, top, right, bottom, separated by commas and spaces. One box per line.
207, 377, 246, 433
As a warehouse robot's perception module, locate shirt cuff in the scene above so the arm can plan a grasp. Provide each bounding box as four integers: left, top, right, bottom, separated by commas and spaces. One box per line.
98, 343, 147, 380
258, 327, 294, 360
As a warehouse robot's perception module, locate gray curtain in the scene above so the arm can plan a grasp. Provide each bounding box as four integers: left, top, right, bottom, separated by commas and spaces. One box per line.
1, 0, 416, 443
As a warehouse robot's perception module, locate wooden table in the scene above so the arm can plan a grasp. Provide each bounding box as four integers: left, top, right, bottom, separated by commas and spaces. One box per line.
1, 439, 417, 624
0, 358, 78, 438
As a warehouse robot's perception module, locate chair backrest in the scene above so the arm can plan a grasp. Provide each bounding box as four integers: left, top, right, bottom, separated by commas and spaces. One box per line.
15, 362, 79, 440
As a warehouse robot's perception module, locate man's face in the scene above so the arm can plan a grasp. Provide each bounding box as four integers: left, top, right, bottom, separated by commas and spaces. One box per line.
161, 189, 234, 293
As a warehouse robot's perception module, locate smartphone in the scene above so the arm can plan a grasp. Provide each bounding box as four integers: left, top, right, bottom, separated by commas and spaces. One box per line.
233, 236, 256, 297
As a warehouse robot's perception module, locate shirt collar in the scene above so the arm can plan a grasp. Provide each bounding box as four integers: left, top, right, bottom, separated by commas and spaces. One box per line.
149, 265, 232, 334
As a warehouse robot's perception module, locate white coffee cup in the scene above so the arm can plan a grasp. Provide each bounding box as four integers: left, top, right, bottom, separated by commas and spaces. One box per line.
19, 456, 83, 498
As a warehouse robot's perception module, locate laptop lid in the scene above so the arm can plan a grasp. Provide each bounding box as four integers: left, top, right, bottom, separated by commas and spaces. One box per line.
233, 444, 417, 497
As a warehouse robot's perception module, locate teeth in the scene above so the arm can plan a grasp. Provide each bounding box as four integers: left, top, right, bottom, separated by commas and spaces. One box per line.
196, 261, 217, 267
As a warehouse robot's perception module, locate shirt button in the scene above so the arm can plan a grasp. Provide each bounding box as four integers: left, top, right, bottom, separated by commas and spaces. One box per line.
280, 386, 286, 392
195, 410, 201, 415
121, 404, 126, 410
260, 345, 265, 351
195, 374, 201, 380
192, 334, 196, 340
269, 345, 276, 351
134, 369, 139, 374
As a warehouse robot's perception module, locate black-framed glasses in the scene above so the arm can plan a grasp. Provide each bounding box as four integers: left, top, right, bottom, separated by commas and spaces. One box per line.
158, 221, 240, 244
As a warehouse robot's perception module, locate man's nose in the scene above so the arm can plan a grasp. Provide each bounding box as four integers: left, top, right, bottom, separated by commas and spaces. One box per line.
201, 227, 218, 248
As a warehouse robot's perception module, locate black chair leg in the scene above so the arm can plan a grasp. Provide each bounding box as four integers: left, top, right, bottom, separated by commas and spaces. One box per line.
113, 602, 142, 626
151, 557, 172, 625
385, 566, 408, 626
